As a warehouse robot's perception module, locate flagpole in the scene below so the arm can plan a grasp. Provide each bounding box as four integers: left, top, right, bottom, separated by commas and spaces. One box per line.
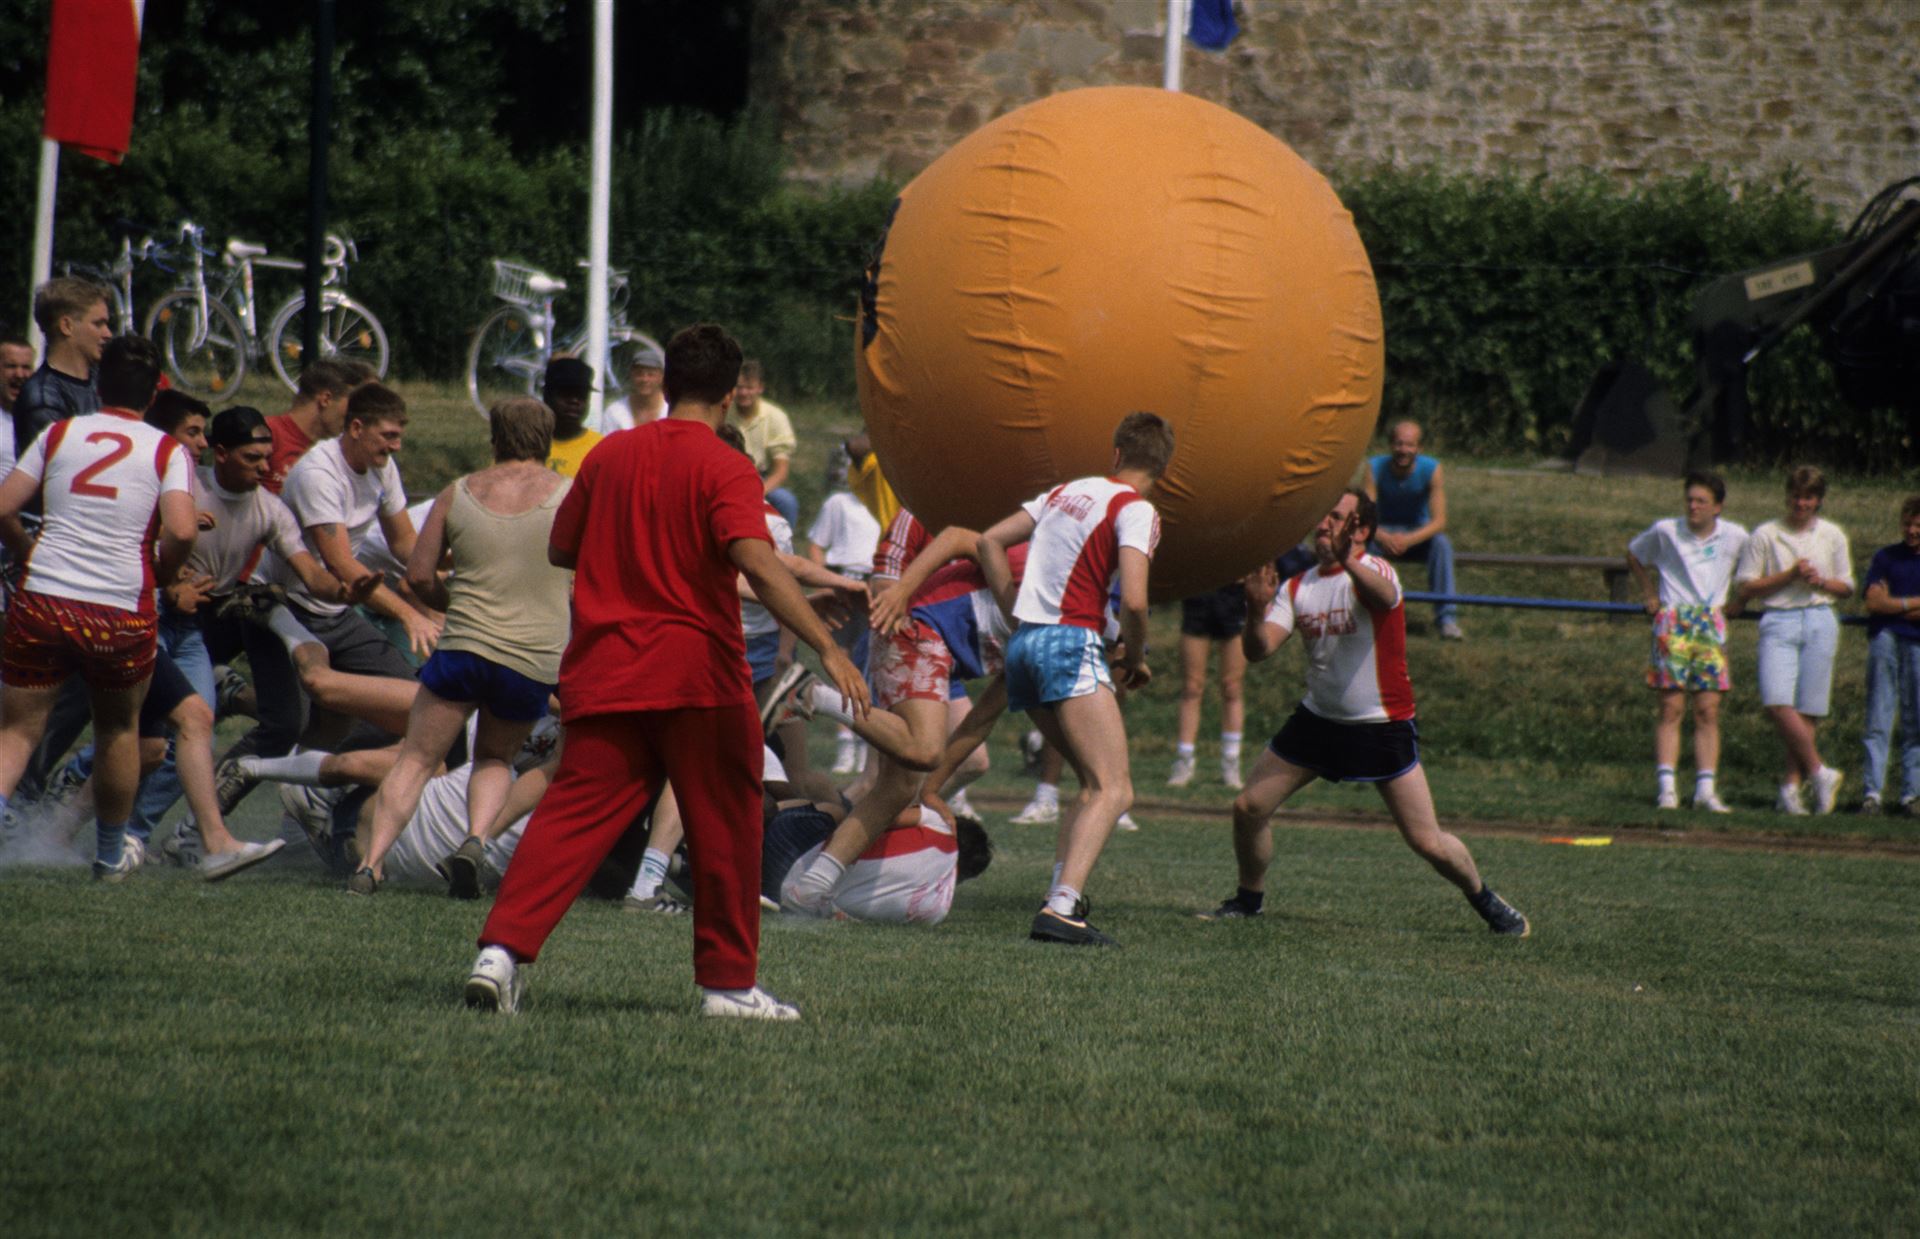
27, 138, 58, 356
585, 0, 612, 425
1163, 0, 1188, 91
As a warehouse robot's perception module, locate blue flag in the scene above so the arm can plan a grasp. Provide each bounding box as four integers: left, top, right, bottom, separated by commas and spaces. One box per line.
1188, 0, 1240, 51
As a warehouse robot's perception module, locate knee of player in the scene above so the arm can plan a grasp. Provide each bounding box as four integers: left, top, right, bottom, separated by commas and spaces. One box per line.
172, 695, 215, 738
1691, 695, 1721, 724
138, 737, 168, 773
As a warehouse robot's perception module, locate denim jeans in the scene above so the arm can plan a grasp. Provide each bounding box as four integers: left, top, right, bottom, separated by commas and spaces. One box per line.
766, 486, 799, 529
1373, 530, 1457, 624
1860, 629, 1920, 801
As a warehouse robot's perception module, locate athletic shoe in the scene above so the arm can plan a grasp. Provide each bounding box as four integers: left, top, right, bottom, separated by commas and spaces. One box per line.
213, 664, 255, 719
121, 833, 148, 869
464, 946, 523, 1015
1029, 906, 1117, 947
1020, 729, 1046, 774
1692, 790, 1733, 814
1115, 811, 1140, 833
1196, 894, 1262, 921
214, 756, 259, 818
1010, 795, 1059, 826
1859, 794, 1883, 816
1809, 766, 1844, 816
1776, 784, 1807, 816
211, 582, 287, 625
623, 892, 691, 915
947, 787, 976, 819
1222, 759, 1243, 791
779, 880, 838, 919
202, 838, 286, 883
1438, 619, 1465, 641
701, 986, 800, 1021
1655, 787, 1680, 810
438, 836, 487, 901
1166, 754, 1195, 787
91, 850, 138, 883
161, 819, 202, 868
279, 784, 341, 865
1471, 886, 1530, 937
758, 663, 816, 734
344, 866, 380, 896
831, 742, 859, 775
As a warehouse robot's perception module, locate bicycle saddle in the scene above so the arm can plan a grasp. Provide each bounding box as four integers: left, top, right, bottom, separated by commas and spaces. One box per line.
226, 239, 269, 260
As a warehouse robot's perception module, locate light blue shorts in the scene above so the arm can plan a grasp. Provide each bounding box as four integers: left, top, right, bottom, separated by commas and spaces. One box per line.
1005, 623, 1111, 713
1756, 607, 1839, 716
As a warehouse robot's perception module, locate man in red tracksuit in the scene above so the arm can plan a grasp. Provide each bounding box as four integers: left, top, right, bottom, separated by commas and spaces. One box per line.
463, 323, 868, 1021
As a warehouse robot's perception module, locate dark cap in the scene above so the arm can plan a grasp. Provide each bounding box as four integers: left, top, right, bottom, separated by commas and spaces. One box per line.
544, 356, 597, 393
208, 405, 272, 449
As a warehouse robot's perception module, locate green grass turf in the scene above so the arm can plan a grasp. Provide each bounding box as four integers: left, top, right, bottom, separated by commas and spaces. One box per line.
3, 811, 1915, 1235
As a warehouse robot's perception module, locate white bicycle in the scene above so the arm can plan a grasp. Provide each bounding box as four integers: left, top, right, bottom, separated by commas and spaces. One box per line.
466, 258, 659, 417
144, 221, 389, 398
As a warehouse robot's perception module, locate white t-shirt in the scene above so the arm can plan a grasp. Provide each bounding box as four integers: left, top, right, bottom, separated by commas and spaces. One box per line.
1628, 517, 1750, 609
274, 438, 408, 615
1264, 557, 1415, 723
1734, 517, 1853, 610
741, 505, 794, 639
359, 498, 436, 580
595, 396, 665, 435
778, 805, 957, 925
1012, 477, 1159, 630
380, 765, 526, 888
189, 465, 308, 588
16, 409, 192, 611
807, 491, 881, 578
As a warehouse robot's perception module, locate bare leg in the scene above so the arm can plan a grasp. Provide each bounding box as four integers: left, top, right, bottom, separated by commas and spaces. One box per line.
464, 708, 534, 842
1217, 636, 1246, 738
291, 642, 419, 737
821, 697, 947, 866
940, 695, 989, 794
168, 696, 246, 855
0, 682, 63, 798
1039, 687, 1131, 894
1691, 691, 1721, 773
361, 686, 473, 879
1654, 690, 1684, 768
1376, 764, 1482, 895
1230, 747, 1317, 891
87, 679, 150, 831
1765, 705, 1822, 784
1174, 633, 1210, 748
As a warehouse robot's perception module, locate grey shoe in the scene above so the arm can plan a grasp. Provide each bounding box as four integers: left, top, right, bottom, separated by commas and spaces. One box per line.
202, 838, 287, 883
623, 892, 692, 915
344, 866, 380, 896
1438, 619, 1465, 641
438, 836, 488, 901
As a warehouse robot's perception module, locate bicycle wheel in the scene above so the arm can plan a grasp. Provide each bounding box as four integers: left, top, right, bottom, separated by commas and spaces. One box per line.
144, 290, 247, 398
467, 306, 546, 418
268, 291, 390, 390
604, 330, 663, 400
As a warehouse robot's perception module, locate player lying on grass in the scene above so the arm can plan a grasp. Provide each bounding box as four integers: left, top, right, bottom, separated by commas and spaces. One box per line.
1200, 489, 1530, 936
767, 796, 990, 925
976, 411, 1171, 948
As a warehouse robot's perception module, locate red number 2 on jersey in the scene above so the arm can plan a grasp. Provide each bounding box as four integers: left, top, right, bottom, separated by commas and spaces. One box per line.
70, 432, 135, 500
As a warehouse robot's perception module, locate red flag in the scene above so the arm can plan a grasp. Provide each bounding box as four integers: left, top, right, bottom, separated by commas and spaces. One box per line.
42, 0, 142, 165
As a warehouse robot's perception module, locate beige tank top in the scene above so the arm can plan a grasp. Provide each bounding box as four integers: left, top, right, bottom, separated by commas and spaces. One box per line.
437, 475, 573, 683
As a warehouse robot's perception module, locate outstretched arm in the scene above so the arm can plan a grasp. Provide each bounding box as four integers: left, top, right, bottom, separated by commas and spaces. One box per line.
978, 511, 1036, 618
870, 525, 981, 634
1240, 563, 1289, 663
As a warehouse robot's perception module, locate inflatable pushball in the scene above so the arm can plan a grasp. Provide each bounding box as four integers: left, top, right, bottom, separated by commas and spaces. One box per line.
856, 86, 1384, 601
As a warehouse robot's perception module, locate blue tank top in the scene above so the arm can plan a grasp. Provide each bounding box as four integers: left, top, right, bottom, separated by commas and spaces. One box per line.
1370, 454, 1437, 529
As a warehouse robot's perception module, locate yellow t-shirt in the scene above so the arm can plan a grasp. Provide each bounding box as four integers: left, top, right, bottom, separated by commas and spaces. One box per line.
546, 429, 603, 479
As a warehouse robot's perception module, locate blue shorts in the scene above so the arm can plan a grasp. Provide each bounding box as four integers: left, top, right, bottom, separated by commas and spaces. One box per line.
746, 630, 782, 688
1005, 623, 1111, 713
417, 649, 555, 722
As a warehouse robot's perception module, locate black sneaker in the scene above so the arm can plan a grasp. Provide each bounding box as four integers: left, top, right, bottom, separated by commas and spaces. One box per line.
1196, 894, 1263, 921
1471, 886, 1530, 937
438, 836, 487, 901
344, 866, 381, 896
214, 756, 258, 818
1029, 906, 1118, 947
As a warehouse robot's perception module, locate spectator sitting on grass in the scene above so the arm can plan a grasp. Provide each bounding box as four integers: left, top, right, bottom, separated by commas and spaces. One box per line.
1626, 471, 1748, 813
1734, 466, 1854, 816
1364, 419, 1462, 640
1857, 494, 1920, 815
726, 359, 799, 528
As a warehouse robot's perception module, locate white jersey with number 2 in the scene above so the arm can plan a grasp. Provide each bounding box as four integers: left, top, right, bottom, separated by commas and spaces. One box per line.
14, 408, 191, 613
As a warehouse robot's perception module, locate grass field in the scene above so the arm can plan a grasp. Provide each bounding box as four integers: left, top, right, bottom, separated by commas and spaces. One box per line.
4, 378, 1917, 1233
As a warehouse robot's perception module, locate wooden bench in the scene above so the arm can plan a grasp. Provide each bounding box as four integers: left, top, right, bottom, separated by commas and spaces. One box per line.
1454, 552, 1635, 604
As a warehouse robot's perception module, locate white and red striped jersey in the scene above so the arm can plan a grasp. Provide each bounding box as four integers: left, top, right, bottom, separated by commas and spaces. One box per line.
1264, 556, 1415, 723
14, 409, 191, 613
1011, 477, 1160, 630
872, 508, 929, 581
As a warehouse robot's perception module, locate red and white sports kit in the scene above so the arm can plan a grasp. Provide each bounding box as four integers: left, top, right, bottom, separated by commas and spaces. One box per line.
1264, 556, 1414, 723
2, 409, 191, 690
779, 806, 959, 925
871, 544, 1028, 708
1013, 478, 1160, 628
479, 418, 772, 991
872, 508, 930, 581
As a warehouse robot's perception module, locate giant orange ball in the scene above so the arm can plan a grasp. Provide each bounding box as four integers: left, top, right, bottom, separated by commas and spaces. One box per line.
856, 86, 1384, 600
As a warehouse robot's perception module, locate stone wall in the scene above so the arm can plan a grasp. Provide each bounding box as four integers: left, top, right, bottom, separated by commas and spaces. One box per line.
750, 0, 1920, 210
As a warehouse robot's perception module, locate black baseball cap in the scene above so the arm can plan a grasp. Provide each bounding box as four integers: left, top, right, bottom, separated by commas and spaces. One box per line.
208, 405, 272, 448
544, 356, 597, 393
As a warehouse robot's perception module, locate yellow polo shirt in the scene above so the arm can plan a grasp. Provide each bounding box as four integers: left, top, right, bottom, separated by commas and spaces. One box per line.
547, 428, 603, 479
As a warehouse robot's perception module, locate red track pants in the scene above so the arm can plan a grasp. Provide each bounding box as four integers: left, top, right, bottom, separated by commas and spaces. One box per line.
479, 704, 765, 990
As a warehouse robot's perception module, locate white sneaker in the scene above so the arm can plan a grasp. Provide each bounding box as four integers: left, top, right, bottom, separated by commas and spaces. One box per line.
1115, 811, 1140, 833
947, 788, 975, 818
91, 848, 138, 883
1777, 783, 1808, 816
831, 743, 859, 775
1222, 760, 1243, 791
1166, 755, 1195, 788
122, 833, 148, 867
161, 819, 202, 868
1809, 766, 1844, 816
1655, 787, 1679, 810
464, 945, 524, 1014
701, 985, 800, 1021
1010, 796, 1059, 826
1692, 790, 1732, 814
201, 837, 287, 883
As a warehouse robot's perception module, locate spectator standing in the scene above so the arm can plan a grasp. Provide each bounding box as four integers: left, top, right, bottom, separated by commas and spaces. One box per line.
541, 358, 601, 479
595, 343, 666, 434
1167, 583, 1248, 790
1858, 495, 1920, 814
0, 336, 33, 423
726, 359, 799, 527
13, 278, 110, 453
1364, 420, 1462, 640
1625, 472, 1748, 812
1734, 466, 1854, 815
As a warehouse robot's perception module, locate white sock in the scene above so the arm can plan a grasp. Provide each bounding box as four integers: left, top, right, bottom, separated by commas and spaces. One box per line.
1221, 732, 1242, 763
807, 682, 854, 726
1044, 884, 1081, 917
1175, 743, 1195, 759
835, 726, 855, 743
628, 847, 671, 900
792, 853, 846, 902
1033, 781, 1058, 805
266, 606, 321, 654
239, 749, 328, 785
1695, 770, 1715, 792
1655, 765, 1676, 793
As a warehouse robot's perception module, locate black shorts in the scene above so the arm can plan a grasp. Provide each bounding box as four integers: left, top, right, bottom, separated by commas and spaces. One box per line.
137, 649, 200, 739
1269, 705, 1419, 783
1179, 584, 1248, 640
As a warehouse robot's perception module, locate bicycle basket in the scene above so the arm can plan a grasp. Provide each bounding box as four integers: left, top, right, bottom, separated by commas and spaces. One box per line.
491, 260, 547, 305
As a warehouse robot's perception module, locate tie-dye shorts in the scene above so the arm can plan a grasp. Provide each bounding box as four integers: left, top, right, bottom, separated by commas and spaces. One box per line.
1647, 604, 1729, 693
